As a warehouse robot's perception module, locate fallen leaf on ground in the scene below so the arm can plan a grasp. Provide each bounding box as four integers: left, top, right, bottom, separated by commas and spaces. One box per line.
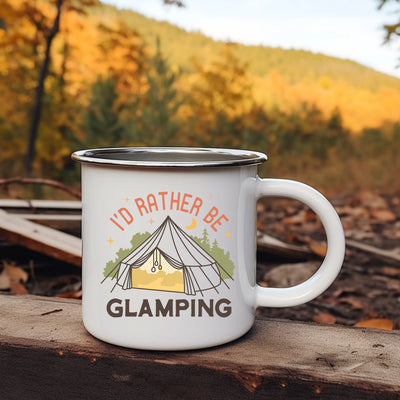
286, 231, 300, 243
309, 241, 327, 257
345, 229, 375, 241
337, 297, 364, 310
283, 211, 306, 225
369, 209, 397, 222
313, 313, 336, 325
331, 287, 359, 298
0, 262, 29, 290
256, 202, 266, 213
257, 218, 265, 231
57, 290, 82, 299
337, 205, 368, 218
304, 210, 317, 222
354, 318, 393, 330
381, 266, 400, 276
357, 191, 388, 209
392, 197, 400, 206
383, 229, 400, 240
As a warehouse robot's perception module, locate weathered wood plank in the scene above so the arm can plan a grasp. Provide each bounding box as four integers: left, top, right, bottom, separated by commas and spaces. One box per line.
0, 199, 82, 234
346, 238, 400, 263
257, 231, 313, 260
0, 294, 399, 399
13, 214, 81, 221
0, 210, 81, 266
12, 213, 82, 233
0, 199, 81, 210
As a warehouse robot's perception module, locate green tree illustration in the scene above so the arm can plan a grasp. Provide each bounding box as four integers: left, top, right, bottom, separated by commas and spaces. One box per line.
192, 235, 235, 280
103, 232, 151, 277
199, 228, 211, 252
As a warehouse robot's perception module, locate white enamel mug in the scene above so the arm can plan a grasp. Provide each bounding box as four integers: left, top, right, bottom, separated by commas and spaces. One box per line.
72, 147, 345, 350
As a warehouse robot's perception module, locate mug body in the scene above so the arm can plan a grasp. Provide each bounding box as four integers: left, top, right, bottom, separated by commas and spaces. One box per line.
75, 148, 264, 350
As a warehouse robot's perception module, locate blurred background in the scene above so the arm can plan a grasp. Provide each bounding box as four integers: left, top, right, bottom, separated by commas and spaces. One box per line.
0, 0, 400, 197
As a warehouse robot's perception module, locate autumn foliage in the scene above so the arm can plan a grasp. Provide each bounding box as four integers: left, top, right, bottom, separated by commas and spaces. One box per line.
0, 0, 400, 193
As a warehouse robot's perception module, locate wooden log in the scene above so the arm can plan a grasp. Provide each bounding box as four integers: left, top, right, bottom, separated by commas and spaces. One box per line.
0, 210, 81, 266
0, 294, 399, 399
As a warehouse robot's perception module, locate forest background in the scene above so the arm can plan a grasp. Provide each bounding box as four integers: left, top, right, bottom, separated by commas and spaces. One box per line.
1, 0, 400, 197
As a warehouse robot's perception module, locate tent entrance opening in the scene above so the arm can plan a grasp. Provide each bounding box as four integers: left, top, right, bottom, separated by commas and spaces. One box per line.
131, 249, 185, 293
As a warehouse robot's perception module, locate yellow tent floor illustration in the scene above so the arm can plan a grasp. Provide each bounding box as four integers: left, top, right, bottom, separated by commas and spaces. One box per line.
104, 216, 233, 296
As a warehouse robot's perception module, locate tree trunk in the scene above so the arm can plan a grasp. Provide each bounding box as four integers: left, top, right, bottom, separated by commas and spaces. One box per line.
24, 0, 63, 177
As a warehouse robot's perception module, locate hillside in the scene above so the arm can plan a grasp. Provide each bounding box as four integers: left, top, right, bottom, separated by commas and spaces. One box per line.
97, 3, 400, 93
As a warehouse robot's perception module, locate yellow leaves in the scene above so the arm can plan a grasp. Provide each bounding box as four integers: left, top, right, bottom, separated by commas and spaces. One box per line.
253, 68, 400, 133
190, 45, 253, 118
35, 126, 72, 168
319, 76, 333, 89
94, 21, 148, 97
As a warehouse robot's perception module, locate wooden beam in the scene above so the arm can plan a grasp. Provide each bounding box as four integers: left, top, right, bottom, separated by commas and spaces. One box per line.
11, 213, 81, 233
12, 214, 81, 221
0, 200, 82, 234
0, 199, 81, 210
0, 210, 81, 266
0, 294, 399, 399
257, 231, 313, 260
346, 238, 400, 263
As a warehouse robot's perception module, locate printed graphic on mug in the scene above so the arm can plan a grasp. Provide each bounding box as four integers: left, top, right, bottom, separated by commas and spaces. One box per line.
100, 190, 236, 319
102, 215, 234, 295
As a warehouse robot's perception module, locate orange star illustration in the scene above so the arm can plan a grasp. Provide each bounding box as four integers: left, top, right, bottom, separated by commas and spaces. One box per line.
107, 237, 114, 244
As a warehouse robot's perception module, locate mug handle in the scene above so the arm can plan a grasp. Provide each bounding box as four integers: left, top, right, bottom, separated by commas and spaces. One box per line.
255, 178, 345, 307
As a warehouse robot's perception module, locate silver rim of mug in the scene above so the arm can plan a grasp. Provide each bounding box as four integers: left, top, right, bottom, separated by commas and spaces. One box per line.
71, 147, 268, 168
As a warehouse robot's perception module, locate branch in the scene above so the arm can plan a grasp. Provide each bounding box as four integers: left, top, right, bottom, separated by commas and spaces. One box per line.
0, 177, 81, 200
24, 0, 63, 177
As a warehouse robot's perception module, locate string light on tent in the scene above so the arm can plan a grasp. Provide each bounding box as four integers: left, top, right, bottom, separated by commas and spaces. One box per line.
152, 251, 157, 273
158, 249, 162, 270
152, 249, 162, 273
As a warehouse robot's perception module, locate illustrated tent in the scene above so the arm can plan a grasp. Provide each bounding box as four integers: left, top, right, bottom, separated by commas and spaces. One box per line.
106, 216, 232, 295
